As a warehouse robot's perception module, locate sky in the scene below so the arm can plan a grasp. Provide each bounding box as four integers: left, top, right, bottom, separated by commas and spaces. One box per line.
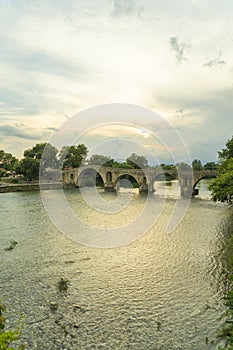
0, 0, 233, 164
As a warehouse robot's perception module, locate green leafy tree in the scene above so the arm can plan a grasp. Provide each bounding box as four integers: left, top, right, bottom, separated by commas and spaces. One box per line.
0, 150, 19, 171
16, 157, 40, 180
192, 159, 202, 171
203, 161, 218, 171
24, 143, 58, 168
16, 143, 58, 179
176, 162, 192, 171
126, 153, 148, 169
113, 162, 133, 169
209, 136, 233, 203
160, 164, 175, 170
209, 158, 233, 203
60, 144, 88, 169
88, 154, 114, 167
218, 137, 233, 160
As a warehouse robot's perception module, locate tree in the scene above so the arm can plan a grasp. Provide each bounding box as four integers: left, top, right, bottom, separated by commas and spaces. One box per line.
88, 154, 114, 167
60, 144, 88, 169
209, 158, 233, 203
16, 143, 59, 179
160, 164, 175, 170
209, 136, 233, 203
176, 162, 192, 171
16, 157, 40, 180
24, 143, 58, 168
218, 137, 233, 160
0, 150, 18, 171
126, 153, 148, 169
203, 161, 218, 171
192, 159, 202, 171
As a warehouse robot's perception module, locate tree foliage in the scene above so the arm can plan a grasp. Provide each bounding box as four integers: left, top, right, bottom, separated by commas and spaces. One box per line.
16, 158, 40, 180
0, 150, 18, 171
88, 154, 114, 167
16, 143, 59, 179
61, 144, 88, 169
160, 164, 175, 170
203, 161, 218, 171
24, 143, 58, 168
192, 159, 202, 171
209, 136, 233, 203
176, 162, 192, 171
209, 158, 233, 203
126, 153, 148, 169
218, 138, 233, 161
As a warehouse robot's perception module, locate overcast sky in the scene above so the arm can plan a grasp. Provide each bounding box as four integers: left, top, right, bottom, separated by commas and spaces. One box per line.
0, 0, 232, 163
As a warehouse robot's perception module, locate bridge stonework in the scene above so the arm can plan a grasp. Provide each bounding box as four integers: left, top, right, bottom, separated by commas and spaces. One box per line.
62, 166, 217, 197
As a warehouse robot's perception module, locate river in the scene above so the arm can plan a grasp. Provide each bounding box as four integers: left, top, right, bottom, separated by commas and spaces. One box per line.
0, 179, 232, 349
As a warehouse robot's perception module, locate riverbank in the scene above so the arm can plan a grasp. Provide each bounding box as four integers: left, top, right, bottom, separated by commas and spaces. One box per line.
0, 183, 63, 193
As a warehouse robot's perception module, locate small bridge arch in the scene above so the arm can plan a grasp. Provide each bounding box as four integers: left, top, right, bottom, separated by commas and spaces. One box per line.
153, 172, 177, 182
192, 172, 217, 195
77, 168, 104, 187
115, 173, 140, 189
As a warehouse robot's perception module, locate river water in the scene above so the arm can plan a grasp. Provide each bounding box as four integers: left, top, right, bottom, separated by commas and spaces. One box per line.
0, 179, 232, 349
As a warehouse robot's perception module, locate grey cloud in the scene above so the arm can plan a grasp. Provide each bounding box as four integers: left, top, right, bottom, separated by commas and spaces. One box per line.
0, 125, 41, 140
151, 87, 233, 162
46, 127, 58, 131
203, 52, 226, 68
169, 37, 189, 64
111, 0, 143, 17
175, 109, 184, 115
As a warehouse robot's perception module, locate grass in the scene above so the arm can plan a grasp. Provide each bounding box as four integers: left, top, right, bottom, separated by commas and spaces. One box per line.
0, 300, 24, 350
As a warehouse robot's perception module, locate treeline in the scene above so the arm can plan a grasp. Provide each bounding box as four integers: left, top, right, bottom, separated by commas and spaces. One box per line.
0, 142, 218, 180
0, 143, 150, 180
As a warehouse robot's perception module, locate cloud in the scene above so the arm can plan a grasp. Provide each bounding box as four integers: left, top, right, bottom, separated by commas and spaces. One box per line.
46, 127, 58, 131
203, 51, 226, 68
0, 125, 43, 140
111, 0, 143, 17
169, 37, 189, 64
0, 0, 232, 162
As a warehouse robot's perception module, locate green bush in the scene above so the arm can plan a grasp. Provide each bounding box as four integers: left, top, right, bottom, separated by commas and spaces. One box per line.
10, 179, 18, 184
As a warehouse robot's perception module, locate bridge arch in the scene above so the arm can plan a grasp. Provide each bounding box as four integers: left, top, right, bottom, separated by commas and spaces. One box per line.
115, 174, 140, 189
78, 168, 104, 187
153, 172, 176, 182
193, 174, 217, 193
151, 172, 178, 195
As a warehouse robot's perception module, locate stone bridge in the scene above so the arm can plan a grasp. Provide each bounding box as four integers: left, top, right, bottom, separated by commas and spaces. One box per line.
62, 166, 217, 197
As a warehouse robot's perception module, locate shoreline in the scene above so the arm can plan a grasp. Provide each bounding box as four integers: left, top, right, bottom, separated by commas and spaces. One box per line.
0, 183, 65, 193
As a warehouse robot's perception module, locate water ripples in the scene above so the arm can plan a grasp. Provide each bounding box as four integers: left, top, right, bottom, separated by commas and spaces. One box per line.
0, 189, 231, 349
